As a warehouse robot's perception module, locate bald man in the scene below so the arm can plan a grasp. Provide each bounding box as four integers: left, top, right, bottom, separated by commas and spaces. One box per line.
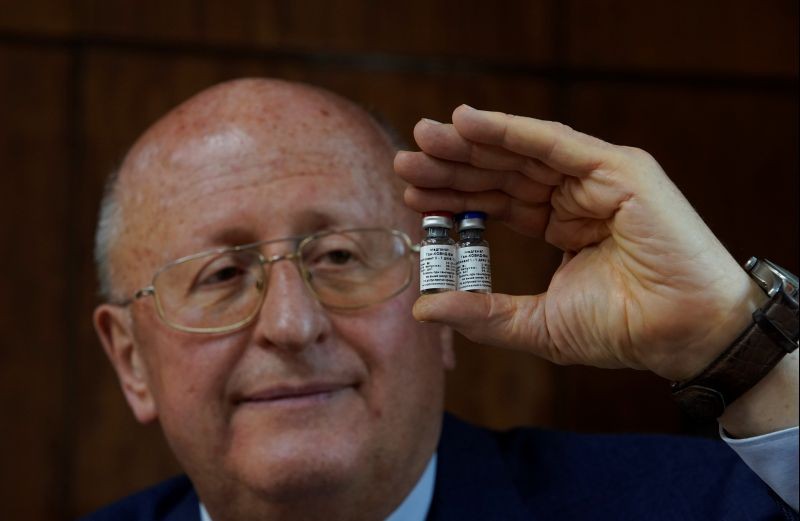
85, 79, 797, 521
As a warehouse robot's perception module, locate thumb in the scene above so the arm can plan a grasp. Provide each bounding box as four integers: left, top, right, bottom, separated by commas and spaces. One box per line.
413, 291, 552, 355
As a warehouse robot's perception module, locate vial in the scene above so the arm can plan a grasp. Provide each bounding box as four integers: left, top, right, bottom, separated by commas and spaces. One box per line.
456, 211, 491, 293
420, 212, 457, 294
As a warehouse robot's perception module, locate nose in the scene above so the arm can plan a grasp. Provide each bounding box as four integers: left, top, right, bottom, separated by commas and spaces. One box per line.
251, 256, 329, 351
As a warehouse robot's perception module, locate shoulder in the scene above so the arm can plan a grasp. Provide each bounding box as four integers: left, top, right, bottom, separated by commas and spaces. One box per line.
496, 420, 745, 478
433, 414, 792, 520
78, 475, 199, 521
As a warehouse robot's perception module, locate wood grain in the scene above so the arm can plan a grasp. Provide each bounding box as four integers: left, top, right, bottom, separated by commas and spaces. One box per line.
566, 0, 799, 76
0, 45, 71, 521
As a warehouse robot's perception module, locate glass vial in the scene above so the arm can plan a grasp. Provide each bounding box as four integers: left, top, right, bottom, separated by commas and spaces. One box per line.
456, 211, 491, 293
420, 212, 457, 294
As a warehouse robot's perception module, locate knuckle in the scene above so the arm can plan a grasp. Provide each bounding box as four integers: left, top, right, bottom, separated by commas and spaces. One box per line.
547, 120, 573, 134
621, 146, 656, 165
558, 121, 574, 133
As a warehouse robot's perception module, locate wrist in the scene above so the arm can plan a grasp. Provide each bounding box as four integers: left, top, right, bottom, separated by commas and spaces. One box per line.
719, 350, 799, 438
685, 278, 768, 380
671, 258, 798, 422
668, 273, 766, 383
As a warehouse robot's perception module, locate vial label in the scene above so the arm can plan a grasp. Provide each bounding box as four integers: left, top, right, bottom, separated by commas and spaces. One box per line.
457, 246, 491, 292
420, 244, 457, 291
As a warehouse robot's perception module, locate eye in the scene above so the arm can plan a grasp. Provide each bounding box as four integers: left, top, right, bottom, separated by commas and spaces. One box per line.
323, 249, 353, 265
189, 252, 253, 291
199, 265, 246, 286
302, 233, 369, 272
307, 247, 363, 271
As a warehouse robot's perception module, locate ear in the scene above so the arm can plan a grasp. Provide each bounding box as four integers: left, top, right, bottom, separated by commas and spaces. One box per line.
439, 325, 456, 370
93, 304, 158, 423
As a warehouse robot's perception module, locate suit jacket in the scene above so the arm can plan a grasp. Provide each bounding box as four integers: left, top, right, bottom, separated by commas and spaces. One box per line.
80, 414, 797, 520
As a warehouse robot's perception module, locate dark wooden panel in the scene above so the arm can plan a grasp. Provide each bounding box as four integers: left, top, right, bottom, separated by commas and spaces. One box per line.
567, 0, 799, 76
0, 0, 74, 35
558, 366, 685, 434
73, 0, 556, 63
556, 83, 798, 434
0, 45, 71, 520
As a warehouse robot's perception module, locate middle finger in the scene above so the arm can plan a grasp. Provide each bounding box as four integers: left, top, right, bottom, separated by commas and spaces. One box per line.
394, 151, 553, 203
413, 119, 564, 186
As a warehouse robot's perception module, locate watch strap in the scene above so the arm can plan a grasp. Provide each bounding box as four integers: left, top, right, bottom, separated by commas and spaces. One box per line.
671, 288, 797, 419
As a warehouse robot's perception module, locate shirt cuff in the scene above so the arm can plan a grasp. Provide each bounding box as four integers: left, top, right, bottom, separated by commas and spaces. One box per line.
720, 425, 799, 512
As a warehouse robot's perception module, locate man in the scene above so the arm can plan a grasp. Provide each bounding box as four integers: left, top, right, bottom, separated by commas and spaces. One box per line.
86, 78, 798, 520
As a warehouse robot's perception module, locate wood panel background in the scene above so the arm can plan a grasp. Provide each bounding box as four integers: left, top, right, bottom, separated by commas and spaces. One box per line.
0, 1, 796, 518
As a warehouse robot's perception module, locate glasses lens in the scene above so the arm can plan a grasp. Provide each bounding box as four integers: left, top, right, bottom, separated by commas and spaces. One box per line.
154, 249, 264, 331
148, 229, 412, 332
300, 229, 412, 309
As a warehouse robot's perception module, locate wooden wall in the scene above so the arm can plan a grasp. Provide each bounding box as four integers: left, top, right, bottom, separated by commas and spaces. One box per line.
0, 1, 796, 518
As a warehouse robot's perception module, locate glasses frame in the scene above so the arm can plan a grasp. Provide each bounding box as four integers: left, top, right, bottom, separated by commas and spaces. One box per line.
119, 227, 422, 334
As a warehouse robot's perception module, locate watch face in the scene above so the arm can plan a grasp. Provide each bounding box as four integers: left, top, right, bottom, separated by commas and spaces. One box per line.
750, 259, 799, 303
766, 261, 799, 304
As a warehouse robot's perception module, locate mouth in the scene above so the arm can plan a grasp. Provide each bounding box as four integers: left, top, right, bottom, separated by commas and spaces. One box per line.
234, 382, 357, 408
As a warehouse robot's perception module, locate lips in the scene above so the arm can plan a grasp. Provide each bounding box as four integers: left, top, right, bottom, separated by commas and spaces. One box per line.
234, 381, 356, 406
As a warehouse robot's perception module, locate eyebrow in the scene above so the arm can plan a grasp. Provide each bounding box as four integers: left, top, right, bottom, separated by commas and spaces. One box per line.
205, 209, 344, 248
202, 226, 255, 247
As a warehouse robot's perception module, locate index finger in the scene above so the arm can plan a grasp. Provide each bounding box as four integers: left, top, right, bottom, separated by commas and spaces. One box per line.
451, 105, 621, 177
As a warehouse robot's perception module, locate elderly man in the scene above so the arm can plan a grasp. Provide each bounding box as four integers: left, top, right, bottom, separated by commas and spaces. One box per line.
85, 78, 798, 521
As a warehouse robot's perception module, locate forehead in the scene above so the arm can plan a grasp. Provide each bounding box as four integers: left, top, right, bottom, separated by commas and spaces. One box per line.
116, 90, 402, 274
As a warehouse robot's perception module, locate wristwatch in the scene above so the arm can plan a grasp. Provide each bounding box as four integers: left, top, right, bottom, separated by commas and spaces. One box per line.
671, 257, 799, 420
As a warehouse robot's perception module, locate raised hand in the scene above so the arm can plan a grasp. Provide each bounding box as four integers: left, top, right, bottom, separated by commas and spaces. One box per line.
395, 105, 763, 382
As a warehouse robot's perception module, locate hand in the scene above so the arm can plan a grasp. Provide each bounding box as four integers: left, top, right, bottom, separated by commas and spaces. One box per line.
395, 105, 763, 381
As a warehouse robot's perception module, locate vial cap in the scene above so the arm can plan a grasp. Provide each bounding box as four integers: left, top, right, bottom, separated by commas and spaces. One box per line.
456, 211, 487, 231
422, 211, 454, 229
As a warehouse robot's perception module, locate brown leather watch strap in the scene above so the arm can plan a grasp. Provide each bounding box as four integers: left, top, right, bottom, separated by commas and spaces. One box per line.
671, 289, 798, 420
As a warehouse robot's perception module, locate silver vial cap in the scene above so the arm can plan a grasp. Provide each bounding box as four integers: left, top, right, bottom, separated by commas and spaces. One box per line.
422, 214, 453, 229
458, 216, 486, 231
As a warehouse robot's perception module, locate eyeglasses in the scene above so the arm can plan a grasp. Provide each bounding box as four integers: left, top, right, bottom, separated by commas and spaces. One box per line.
121, 228, 421, 334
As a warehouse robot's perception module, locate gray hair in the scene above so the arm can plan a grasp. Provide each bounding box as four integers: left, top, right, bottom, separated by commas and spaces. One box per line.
94, 167, 123, 302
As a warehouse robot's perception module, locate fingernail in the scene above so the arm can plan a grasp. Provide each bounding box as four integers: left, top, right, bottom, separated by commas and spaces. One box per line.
460, 104, 475, 111
420, 117, 442, 125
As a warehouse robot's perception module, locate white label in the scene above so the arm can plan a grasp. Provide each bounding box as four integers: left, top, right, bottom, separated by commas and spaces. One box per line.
457, 246, 491, 292
420, 244, 457, 291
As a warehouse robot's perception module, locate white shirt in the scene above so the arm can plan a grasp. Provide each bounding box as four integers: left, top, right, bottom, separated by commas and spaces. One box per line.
721, 426, 799, 511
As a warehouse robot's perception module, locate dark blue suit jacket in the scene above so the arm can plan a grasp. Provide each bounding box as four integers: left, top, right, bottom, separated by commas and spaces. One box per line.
80, 414, 797, 520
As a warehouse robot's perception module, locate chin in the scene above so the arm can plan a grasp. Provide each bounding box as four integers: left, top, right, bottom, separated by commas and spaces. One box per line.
226, 424, 371, 502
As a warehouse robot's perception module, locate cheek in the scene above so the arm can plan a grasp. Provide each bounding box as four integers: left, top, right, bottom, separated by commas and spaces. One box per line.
134, 310, 243, 419
330, 290, 445, 393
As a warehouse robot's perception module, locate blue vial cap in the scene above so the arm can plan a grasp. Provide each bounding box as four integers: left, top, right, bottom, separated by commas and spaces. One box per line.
456, 211, 487, 221
456, 211, 487, 231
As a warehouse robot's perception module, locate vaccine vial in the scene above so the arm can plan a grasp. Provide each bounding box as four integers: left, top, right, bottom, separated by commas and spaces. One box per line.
420, 212, 457, 294
456, 211, 491, 293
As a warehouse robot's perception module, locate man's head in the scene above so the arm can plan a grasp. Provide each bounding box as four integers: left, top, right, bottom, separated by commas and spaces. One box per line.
93, 78, 453, 520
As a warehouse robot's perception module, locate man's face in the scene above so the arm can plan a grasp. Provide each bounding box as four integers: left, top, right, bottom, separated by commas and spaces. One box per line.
99, 87, 451, 512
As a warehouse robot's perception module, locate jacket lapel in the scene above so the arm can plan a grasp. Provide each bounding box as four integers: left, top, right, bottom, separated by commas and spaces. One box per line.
427, 415, 531, 521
